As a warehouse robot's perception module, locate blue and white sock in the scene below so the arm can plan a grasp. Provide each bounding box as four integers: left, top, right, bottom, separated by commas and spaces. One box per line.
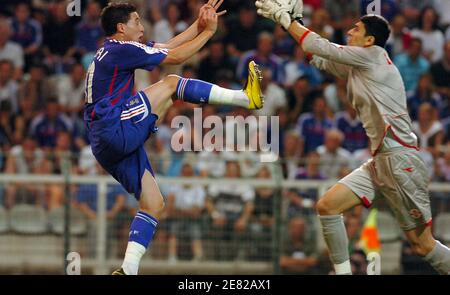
121, 211, 158, 275
176, 78, 249, 107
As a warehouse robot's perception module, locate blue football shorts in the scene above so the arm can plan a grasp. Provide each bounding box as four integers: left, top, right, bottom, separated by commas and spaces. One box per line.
89, 91, 159, 200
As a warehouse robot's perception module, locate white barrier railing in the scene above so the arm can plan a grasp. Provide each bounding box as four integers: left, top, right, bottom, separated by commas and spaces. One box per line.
0, 173, 449, 274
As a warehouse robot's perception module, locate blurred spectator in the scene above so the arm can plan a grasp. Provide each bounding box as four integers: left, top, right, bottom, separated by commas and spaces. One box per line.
76, 163, 127, 257
3, 137, 46, 208
434, 0, 450, 28
295, 151, 325, 182
249, 166, 274, 261
296, 96, 333, 156
435, 143, 450, 182
399, 0, 437, 27
282, 130, 302, 179
156, 107, 179, 151
56, 63, 85, 116
42, 1, 76, 73
418, 148, 436, 180
166, 160, 206, 262
286, 77, 314, 125
206, 160, 255, 260
147, 136, 172, 176
78, 144, 97, 176
330, 11, 358, 45
0, 101, 18, 149
309, 8, 334, 40
197, 39, 235, 84
407, 73, 442, 121
75, 0, 103, 55
412, 103, 444, 157
13, 97, 36, 143
19, 63, 53, 112
165, 2, 188, 35
254, 68, 287, 116
236, 31, 284, 84
0, 60, 19, 113
394, 38, 430, 93
287, 151, 325, 217
430, 41, 450, 98
44, 131, 74, 209
272, 107, 289, 156
284, 46, 323, 88
345, 214, 362, 254
411, 6, 445, 63
316, 129, 352, 179
9, 2, 42, 71
323, 0, 359, 28
386, 14, 412, 58
151, 3, 187, 43
196, 149, 224, 178
334, 103, 368, 153
29, 98, 73, 149
279, 217, 320, 274
272, 25, 296, 59
0, 19, 24, 79
324, 78, 347, 113
444, 117, 450, 143
234, 149, 264, 178
225, 4, 265, 62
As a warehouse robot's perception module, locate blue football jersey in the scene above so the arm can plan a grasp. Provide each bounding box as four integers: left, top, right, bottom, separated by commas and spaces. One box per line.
84, 39, 168, 127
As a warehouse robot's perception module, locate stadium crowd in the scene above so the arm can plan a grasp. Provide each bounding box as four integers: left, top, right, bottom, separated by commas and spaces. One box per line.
0, 0, 449, 274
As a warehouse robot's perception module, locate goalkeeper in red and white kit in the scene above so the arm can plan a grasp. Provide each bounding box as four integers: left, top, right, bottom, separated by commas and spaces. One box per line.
255, 0, 450, 274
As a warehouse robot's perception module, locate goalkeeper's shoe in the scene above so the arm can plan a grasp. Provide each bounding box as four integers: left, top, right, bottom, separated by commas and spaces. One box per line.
112, 268, 126, 275
244, 61, 264, 110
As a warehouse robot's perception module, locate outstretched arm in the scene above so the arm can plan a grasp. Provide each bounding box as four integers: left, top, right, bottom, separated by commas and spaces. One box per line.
255, 0, 369, 71
154, 0, 226, 49
287, 21, 369, 68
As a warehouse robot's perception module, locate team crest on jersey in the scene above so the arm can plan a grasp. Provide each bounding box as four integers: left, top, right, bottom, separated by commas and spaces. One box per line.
121, 93, 149, 123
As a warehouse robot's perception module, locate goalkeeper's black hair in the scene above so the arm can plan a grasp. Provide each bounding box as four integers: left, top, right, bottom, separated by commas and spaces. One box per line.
101, 2, 137, 36
360, 14, 390, 48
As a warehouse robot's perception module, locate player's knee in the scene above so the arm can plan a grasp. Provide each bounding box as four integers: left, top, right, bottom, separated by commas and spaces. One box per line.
316, 197, 338, 215
140, 193, 165, 218
163, 74, 181, 90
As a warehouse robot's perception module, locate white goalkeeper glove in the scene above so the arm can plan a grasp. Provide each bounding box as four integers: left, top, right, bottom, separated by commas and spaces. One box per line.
255, 0, 292, 30
255, 0, 304, 30
290, 0, 304, 23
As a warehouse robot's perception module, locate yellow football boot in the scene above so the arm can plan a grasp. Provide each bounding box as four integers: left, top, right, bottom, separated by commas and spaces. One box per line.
244, 61, 264, 110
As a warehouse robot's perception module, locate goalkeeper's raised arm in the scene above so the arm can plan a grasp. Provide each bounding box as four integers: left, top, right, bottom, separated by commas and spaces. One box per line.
255, 0, 390, 69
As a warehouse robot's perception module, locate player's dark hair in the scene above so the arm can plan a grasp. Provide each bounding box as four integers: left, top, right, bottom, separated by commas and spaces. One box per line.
101, 2, 137, 36
360, 14, 390, 48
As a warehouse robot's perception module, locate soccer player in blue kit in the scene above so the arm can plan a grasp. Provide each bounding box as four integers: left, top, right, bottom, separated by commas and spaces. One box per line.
84, 1, 263, 275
